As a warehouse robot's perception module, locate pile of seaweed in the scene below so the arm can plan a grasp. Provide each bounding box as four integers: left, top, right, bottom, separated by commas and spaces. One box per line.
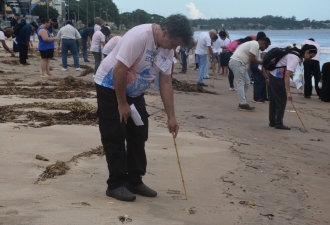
0, 100, 98, 128
0, 76, 95, 99
172, 78, 218, 94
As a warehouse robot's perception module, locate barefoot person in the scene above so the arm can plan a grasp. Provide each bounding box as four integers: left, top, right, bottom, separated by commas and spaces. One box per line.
0, 28, 16, 72
268, 44, 317, 130
229, 37, 270, 110
37, 18, 57, 77
94, 14, 193, 202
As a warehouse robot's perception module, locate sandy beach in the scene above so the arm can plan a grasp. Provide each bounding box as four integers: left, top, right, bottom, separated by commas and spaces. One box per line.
0, 39, 329, 225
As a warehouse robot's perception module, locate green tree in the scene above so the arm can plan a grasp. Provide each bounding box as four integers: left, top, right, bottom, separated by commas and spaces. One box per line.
32, 4, 59, 19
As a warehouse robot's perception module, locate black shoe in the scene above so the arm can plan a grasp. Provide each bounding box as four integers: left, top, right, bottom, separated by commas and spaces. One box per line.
275, 125, 291, 130
304, 96, 311, 98
269, 123, 275, 127
21, 63, 30, 66
197, 82, 208, 87
127, 183, 157, 197
238, 104, 255, 111
106, 186, 136, 201
84, 60, 90, 62
179, 71, 186, 74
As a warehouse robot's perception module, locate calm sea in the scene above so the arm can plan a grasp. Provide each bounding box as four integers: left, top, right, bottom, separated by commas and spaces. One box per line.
194, 29, 330, 66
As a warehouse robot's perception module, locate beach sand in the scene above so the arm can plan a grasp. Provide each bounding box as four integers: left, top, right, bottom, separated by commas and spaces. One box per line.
0, 40, 329, 225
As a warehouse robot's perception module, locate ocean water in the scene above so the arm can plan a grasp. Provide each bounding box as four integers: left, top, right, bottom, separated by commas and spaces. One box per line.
194, 29, 330, 66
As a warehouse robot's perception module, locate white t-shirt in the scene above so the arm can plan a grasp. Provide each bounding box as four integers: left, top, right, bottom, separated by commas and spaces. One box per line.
102, 36, 121, 55
0, 31, 5, 41
195, 32, 211, 55
90, 30, 105, 53
270, 53, 300, 78
302, 40, 320, 61
231, 41, 260, 65
94, 24, 174, 98
219, 37, 230, 53
212, 37, 221, 53
94, 24, 101, 32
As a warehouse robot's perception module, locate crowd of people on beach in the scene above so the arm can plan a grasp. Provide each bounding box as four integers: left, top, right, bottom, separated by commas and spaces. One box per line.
1, 13, 329, 203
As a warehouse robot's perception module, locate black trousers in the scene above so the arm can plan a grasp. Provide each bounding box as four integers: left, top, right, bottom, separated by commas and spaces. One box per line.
304, 59, 321, 97
269, 74, 287, 126
225, 52, 234, 88
95, 84, 149, 190
251, 63, 266, 101
19, 44, 28, 64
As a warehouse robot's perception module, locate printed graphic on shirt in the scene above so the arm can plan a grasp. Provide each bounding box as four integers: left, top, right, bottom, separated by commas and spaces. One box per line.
274, 68, 286, 78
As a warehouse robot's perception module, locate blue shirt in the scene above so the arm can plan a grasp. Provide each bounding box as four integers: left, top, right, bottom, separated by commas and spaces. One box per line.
16, 24, 31, 46
81, 27, 94, 40
37, 27, 54, 51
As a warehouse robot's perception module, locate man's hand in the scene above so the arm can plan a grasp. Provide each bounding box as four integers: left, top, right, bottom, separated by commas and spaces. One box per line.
118, 103, 131, 124
265, 78, 269, 86
168, 117, 179, 138
287, 92, 292, 101
10, 53, 15, 57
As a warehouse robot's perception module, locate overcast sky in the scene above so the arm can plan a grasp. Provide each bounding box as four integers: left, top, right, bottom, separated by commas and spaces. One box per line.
113, 0, 328, 21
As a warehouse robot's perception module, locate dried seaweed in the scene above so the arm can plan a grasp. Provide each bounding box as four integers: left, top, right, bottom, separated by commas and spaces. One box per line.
0, 76, 96, 99
34, 160, 69, 183
0, 100, 98, 127
34, 146, 104, 183
172, 78, 219, 94
1, 60, 21, 65
69, 146, 104, 162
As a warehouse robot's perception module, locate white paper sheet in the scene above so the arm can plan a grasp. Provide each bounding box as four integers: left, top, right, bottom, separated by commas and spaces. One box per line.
130, 104, 144, 126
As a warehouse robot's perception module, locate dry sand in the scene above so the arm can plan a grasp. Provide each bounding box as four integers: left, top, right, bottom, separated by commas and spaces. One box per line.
0, 40, 329, 225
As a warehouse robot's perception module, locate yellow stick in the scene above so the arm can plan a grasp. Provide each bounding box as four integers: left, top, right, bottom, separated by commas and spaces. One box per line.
290, 100, 307, 132
31, 48, 36, 66
172, 133, 188, 200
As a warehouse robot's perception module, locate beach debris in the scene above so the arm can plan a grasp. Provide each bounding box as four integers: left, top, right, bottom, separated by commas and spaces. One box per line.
193, 115, 205, 119
78, 67, 94, 77
221, 176, 235, 184
198, 131, 210, 138
239, 201, 262, 209
309, 139, 323, 142
1, 60, 21, 65
0, 76, 96, 99
0, 101, 97, 127
34, 146, 104, 183
34, 160, 70, 184
69, 146, 104, 162
71, 202, 91, 206
118, 215, 132, 224
36, 155, 49, 161
6, 209, 19, 215
260, 213, 274, 220
188, 207, 197, 214
172, 78, 219, 94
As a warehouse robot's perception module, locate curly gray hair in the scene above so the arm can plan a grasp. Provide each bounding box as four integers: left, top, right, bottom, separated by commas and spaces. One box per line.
160, 14, 194, 48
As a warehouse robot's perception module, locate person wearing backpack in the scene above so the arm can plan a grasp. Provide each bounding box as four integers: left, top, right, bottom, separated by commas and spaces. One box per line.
16, 22, 38, 65
229, 37, 270, 110
267, 44, 317, 130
